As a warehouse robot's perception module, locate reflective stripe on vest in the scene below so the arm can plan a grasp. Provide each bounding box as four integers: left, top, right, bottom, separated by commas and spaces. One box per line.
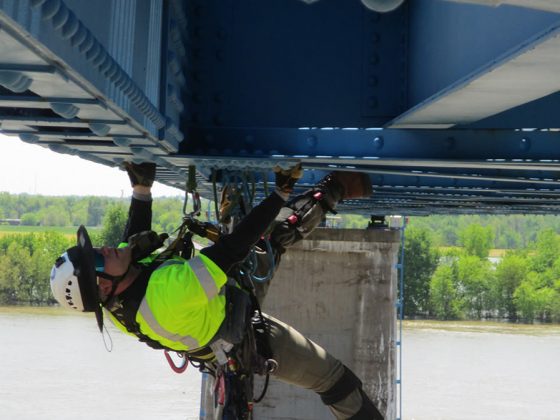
189, 256, 220, 300
138, 298, 200, 349
137, 256, 221, 350
157, 256, 219, 301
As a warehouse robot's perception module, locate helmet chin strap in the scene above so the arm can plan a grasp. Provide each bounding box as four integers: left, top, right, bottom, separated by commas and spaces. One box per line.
97, 264, 134, 306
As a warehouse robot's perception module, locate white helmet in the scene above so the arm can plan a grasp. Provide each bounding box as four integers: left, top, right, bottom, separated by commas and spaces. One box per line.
50, 226, 104, 331
50, 251, 85, 311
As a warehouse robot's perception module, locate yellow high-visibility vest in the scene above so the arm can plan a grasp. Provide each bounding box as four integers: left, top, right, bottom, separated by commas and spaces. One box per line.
109, 253, 228, 352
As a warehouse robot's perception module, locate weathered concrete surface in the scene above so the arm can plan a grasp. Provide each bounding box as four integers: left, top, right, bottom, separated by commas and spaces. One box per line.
254, 228, 401, 419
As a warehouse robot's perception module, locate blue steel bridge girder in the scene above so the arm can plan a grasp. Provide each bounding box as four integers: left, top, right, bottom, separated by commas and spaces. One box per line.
2, 0, 560, 215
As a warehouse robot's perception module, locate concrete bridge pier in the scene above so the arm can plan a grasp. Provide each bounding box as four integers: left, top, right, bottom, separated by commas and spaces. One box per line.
200, 227, 401, 419
254, 227, 401, 419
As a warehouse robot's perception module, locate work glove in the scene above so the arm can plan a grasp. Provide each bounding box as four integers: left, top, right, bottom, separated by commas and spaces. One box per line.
185, 219, 221, 243
122, 162, 156, 187
274, 163, 303, 195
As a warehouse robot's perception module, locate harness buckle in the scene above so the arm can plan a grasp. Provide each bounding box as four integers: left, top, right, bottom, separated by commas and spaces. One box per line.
313, 191, 323, 200
287, 214, 298, 224
210, 338, 234, 365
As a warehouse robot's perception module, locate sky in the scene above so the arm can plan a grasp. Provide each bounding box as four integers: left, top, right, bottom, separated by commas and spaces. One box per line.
0, 134, 182, 197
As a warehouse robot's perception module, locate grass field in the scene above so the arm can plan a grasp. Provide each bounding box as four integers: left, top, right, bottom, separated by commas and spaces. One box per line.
0, 225, 100, 237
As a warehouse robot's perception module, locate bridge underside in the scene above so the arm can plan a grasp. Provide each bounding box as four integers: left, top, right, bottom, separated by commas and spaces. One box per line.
2, 0, 560, 215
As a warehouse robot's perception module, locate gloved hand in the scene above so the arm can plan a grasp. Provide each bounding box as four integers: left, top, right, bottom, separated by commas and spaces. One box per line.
274, 163, 303, 195
122, 162, 156, 187
185, 218, 221, 243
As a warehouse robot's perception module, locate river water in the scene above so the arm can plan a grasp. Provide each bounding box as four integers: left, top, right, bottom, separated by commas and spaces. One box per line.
1, 308, 559, 419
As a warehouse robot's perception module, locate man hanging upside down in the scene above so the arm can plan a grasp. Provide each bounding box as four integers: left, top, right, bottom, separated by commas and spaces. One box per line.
50, 162, 383, 419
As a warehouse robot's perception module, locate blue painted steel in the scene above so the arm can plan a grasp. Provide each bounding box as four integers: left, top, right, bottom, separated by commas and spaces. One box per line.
465, 91, 560, 129
182, 126, 560, 160
2, 0, 560, 215
407, 0, 560, 107
179, 0, 406, 129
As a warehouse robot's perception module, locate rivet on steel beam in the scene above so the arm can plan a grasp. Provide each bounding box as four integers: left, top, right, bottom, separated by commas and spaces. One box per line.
445, 137, 456, 151
78, 32, 94, 53
50, 102, 79, 119
369, 76, 378, 87
368, 96, 378, 109
373, 136, 384, 149
49, 143, 72, 154
113, 137, 132, 147
70, 23, 87, 47
52, 5, 70, 30
41, 0, 63, 21
89, 123, 110, 136
306, 135, 318, 148
0, 71, 32, 93
520, 137, 531, 151
372, 32, 380, 43
20, 133, 40, 144
61, 15, 80, 39
369, 54, 379, 65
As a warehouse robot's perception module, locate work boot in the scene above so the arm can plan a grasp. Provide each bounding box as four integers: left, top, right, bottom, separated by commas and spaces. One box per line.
316, 171, 372, 210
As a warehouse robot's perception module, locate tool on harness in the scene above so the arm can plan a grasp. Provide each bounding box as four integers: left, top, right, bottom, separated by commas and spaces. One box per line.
184, 165, 201, 217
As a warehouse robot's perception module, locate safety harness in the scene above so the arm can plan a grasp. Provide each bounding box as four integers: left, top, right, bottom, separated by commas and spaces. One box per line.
106, 168, 288, 417
103, 214, 277, 418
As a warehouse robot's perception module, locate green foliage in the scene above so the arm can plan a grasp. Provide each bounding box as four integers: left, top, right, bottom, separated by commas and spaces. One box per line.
98, 204, 127, 247
0, 232, 73, 304
454, 255, 494, 318
21, 212, 40, 226
493, 253, 527, 320
402, 226, 439, 316
429, 265, 460, 320
528, 229, 560, 273
408, 214, 560, 249
459, 224, 494, 258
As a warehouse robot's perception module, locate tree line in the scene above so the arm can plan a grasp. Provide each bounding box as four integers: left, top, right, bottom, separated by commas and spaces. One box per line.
0, 192, 186, 233
1, 192, 559, 322
403, 224, 560, 323
0, 194, 200, 305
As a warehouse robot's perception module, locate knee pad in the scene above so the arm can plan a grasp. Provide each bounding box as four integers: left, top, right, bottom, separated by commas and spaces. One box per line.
318, 365, 362, 406
319, 366, 385, 420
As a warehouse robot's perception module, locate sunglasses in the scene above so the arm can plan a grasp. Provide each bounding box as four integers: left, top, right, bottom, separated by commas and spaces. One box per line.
94, 251, 105, 272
